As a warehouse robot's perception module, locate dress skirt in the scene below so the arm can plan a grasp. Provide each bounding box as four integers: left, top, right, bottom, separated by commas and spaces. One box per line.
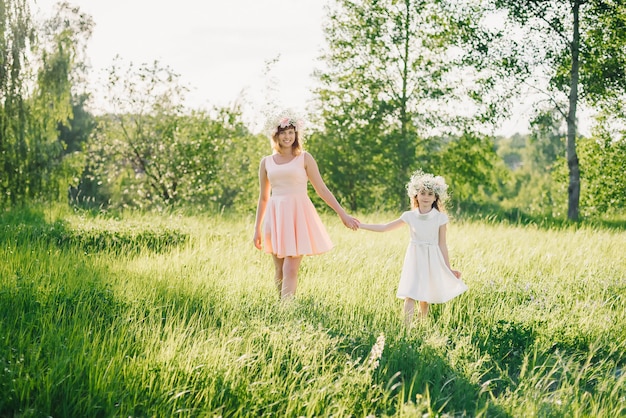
396, 209, 468, 303
262, 152, 333, 258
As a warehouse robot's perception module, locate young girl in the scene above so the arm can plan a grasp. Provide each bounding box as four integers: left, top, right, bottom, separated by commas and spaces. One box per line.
253, 110, 359, 300
359, 170, 468, 324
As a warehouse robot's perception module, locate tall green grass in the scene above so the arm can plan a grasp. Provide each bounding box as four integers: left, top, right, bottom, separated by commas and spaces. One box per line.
0, 207, 624, 417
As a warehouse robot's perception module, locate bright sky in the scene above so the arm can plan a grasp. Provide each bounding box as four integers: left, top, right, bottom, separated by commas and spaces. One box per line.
33, 0, 326, 132
33, 0, 590, 136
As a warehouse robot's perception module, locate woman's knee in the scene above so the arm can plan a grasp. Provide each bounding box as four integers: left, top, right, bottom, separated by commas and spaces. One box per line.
272, 256, 284, 277
283, 256, 302, 277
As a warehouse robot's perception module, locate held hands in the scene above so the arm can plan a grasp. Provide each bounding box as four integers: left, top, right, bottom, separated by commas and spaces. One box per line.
340, 212, 360, 230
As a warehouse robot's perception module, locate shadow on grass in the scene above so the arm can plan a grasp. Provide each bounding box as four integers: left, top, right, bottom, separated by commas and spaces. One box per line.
0, 207, 512, 416
0, 206, 188, 255
0, 208, 133, 418
143, 286, 512, 416
288, 295, 512, 417
456, 202, 626, 231
388, 336, 511, 417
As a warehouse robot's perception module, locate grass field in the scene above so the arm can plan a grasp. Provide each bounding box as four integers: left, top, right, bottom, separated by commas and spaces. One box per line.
0, 206, 624, 417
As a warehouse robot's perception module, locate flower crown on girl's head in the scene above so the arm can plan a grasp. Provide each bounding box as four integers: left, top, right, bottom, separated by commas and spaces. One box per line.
265, 109, 305, 138
406, 170, 449, 201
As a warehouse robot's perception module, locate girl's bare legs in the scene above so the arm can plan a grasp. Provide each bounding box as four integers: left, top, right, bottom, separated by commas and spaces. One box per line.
418, 301, 429, 319
272, 255, 303, 300
404, 299, 430, 326
404, 298, 416, 326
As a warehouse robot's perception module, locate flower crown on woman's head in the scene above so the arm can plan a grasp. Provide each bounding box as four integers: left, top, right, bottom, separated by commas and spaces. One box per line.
265, 109, 305, 138
406, 170, 449, 201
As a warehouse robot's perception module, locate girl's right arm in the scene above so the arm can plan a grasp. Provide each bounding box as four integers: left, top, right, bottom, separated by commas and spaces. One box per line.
359, 218, 404, 232
253, 157, 270, 250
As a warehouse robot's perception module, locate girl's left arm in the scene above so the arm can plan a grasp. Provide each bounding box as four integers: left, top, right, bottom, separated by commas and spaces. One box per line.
304, 152, 359, 230
439, 224, 462, 278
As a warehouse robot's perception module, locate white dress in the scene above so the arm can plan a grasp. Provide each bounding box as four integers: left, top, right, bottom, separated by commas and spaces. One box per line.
396, 208, 468, 303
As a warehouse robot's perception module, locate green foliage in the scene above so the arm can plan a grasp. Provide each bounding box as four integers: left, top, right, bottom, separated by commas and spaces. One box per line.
432, 131, 501, 208
528, 109, 567, 170
77, 59, 264, 212
0, 0, 35, 204
306, 114, 395, 212
0, 1, 93, 205
0, 207, 625, 416
449, 0, 626, 221
314, 0, 501, 211
492, 111, 571, 219
578, 1, 626, 106
84, 108, 264, 212
2, 0, 623, 228
578, 128, 626, 216
492, 108, 626, 220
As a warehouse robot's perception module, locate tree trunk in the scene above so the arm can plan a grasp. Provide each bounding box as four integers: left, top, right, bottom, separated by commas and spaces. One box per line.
566, 1, 581, 221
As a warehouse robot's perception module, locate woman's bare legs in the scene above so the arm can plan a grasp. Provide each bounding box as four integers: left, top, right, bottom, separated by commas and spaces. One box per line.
271, 255, 284, 298
272, 255, 303, 300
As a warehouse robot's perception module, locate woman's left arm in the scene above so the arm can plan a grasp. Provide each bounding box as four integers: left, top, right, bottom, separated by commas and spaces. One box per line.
304, 152, 359, 230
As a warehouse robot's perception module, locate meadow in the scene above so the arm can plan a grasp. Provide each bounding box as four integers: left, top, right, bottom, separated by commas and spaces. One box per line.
0, 206, 624, 417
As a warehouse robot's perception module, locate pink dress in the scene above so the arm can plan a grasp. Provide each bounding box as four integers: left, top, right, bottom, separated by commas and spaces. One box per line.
263, 152, 333, 258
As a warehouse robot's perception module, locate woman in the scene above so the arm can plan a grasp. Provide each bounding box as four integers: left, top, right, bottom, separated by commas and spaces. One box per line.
253, 110, 359, 299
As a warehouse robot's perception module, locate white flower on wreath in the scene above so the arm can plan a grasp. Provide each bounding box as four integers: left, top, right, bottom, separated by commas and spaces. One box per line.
406, 169, 449, 201
264, 109, 305, 139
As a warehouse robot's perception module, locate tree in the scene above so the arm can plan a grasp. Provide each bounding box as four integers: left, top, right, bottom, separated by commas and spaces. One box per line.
91, 59, 190, 207
84, 59, 261, 211
0, 1, 93, 204
527, 109, 566, 171
313, 0, 462, 211
450, 0, 626, 221
313, 0, 509, 211
578, 109, 626, 216
0, 0, 34, 204
30, 1, 94, 201
433, 131, 500, 208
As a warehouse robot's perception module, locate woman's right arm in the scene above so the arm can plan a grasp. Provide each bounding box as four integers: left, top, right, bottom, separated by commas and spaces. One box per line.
360, 218, 404, 232
253, 157, 270, 249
